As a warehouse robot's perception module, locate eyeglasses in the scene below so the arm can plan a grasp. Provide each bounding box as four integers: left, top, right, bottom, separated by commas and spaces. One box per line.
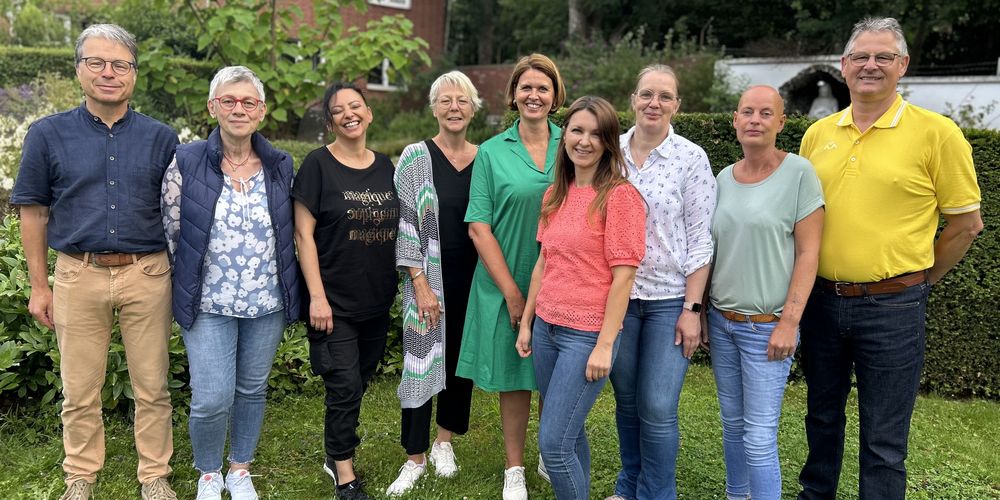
436, 97, 471, 109
212, 95, 263, 111
634, 90, 678, 104
847, 52, 901, 67
78, 57, 136, 76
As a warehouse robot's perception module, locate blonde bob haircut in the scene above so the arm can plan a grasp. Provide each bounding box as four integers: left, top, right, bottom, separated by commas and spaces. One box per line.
505, 53, 566, 114
428, 70, 483, 112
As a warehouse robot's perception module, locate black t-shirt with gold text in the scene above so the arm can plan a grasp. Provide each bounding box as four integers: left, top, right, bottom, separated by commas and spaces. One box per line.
292, 147, 399, 321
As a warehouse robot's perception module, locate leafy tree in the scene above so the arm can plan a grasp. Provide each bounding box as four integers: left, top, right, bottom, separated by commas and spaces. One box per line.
139, 0, 430, 136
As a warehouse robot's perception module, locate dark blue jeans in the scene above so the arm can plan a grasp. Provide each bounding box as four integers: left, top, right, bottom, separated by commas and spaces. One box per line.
797, 282, 931, 500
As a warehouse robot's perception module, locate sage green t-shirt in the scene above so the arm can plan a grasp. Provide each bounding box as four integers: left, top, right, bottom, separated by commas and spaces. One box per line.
709, 153, 824, 315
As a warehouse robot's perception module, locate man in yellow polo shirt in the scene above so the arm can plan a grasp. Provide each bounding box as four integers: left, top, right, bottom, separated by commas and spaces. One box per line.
796, 17, 982, 500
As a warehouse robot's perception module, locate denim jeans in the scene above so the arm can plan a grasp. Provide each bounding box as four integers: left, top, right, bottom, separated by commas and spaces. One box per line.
797, 282, 930, 500
709, 308, 795, 500
532, 317, 619, 500
609, 298, 688, 500
183, 310, 286, 473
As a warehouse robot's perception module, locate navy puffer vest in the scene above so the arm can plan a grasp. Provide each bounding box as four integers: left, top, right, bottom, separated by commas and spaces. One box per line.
171, 128, 301, 329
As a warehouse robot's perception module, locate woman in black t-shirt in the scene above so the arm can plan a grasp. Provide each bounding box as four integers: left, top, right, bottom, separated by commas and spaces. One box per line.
292, 82, 399, 500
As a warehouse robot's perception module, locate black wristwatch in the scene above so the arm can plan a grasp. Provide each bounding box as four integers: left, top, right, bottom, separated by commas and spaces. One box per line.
683, 301, 703, 313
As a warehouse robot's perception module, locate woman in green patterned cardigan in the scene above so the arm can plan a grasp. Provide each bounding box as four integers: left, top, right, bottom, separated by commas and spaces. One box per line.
388, 71, 483, 496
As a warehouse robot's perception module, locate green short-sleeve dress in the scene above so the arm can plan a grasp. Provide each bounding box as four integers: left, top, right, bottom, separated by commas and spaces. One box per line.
456, 119, 561, 392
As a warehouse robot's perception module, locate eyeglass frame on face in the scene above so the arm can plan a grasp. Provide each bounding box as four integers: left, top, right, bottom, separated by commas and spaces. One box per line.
846, 52, 901, 67
211, 95, 264, 112
435, 96, 472, 109
633, 89, 679, 104
77, 57, 136, 76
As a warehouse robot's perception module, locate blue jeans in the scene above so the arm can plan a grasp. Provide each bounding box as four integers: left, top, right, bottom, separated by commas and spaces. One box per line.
609, 298, 688, 500
183, 310, 286, 472
532, 317, 619, 500
797, 283, 930, 500
709, 308, 795, 500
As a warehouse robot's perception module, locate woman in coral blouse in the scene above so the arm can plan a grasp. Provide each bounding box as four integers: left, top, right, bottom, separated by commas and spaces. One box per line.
515, 96, 646, 500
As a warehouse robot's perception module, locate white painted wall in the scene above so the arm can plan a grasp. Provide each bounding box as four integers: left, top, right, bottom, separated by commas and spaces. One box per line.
718, 56, 1000, 129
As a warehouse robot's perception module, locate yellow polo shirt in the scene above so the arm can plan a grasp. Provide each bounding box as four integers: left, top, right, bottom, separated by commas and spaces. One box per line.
800, 94, 981, 282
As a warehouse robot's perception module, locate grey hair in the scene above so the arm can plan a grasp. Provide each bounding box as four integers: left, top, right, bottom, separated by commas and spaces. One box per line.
634, 64, 680, 97
428, 70, 483, 112
75, 24, 138, 66
843, 17, 909, 57
208, 66, 266, 102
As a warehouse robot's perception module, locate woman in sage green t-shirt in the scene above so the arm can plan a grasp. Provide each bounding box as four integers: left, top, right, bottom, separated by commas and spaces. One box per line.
707, 86, 824, 500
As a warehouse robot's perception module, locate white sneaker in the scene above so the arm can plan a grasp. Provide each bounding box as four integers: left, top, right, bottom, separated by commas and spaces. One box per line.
225, 470, 258, 500
385, 459, 426, 496
503, 466, 528, 500
537, 453, 550, 484
195, 472, 224, 500
429, 442, 458, 477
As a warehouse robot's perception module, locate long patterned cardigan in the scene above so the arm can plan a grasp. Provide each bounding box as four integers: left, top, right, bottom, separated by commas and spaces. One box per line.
394, 141, 447, 409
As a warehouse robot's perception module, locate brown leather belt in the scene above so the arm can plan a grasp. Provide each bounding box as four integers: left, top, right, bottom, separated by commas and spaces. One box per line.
65, 252, 152, 267
719, 310, 780, 323
817, 270, 928, 297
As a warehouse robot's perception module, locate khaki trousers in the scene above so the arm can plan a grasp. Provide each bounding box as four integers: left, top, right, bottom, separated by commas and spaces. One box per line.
52, 251, 173, 484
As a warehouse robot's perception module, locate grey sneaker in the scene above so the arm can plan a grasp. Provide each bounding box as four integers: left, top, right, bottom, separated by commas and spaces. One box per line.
59, 480, 93, 500
195, 472, 224, 500
141, 477, 178, 500
537, 453, 551, 483
428, 442, 458, 477
225, 469, 259, 500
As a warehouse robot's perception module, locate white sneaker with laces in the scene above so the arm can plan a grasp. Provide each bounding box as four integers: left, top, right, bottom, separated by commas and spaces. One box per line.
429, 442, 458, 477
503, 466, 529, 500
537, 453, 551, 484
195, 472, 224, 500
225, 469, 258, 500
385, 459, 426, 496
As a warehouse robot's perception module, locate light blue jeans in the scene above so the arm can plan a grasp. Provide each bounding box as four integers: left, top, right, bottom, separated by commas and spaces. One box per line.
532, 317, 620, 500
709, 308, 795, 500
183, 310, 285, 473
609, 298, 689, 500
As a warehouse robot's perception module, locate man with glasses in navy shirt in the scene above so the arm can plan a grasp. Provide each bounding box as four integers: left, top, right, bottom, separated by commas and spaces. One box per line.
11, 24, 179, 500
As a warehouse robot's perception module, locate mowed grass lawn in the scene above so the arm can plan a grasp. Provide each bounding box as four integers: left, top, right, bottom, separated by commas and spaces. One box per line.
1, 365, 997, 499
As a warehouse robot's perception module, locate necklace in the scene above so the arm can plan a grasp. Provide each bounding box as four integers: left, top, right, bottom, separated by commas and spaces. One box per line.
436, 140, 472, 166
223, 149, 252, 171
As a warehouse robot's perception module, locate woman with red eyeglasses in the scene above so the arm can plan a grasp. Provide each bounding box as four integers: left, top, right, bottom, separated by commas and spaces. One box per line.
161, 65, 300, 500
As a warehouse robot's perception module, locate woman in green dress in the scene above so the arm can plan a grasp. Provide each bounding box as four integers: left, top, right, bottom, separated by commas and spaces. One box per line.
455, 53, 566, 500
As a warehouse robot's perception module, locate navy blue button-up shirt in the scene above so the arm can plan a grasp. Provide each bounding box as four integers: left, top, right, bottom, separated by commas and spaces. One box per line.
11, 103, 179, 253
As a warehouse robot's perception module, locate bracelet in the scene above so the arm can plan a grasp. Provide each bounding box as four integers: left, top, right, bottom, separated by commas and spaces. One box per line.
412, 269, 424, 279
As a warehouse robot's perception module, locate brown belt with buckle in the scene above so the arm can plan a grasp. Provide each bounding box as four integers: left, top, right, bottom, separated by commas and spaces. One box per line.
818, 270, 928, 297
718, 310, 781, 323
65, 252, 153, 267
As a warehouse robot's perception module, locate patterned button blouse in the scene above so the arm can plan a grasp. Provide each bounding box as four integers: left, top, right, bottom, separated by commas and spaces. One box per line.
620, 125, 717, 300
162, 165, 283, 318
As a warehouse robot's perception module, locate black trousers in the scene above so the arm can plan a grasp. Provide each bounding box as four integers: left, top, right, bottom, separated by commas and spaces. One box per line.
400, 252, 475, 456
309, 312, 390, 461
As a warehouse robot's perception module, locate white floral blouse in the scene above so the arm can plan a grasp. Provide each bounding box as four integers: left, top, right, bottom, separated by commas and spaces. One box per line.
621, 125, 717, 300
161, 164, 283, 318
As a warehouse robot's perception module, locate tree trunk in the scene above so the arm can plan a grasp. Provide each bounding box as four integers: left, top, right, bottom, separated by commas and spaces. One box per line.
477, 0, 495, 64
568, 0, 584, 38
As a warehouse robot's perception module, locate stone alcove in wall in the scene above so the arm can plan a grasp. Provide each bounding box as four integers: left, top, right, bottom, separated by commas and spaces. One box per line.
779, 64, 851, 117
